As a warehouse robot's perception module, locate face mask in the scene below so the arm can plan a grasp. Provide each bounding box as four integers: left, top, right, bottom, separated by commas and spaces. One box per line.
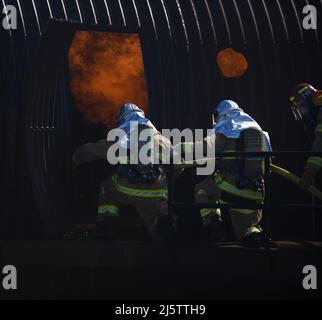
116, 109, 144, 126
291, 100, 310, 121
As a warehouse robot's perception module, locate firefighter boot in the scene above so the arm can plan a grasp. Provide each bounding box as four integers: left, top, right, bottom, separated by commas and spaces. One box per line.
240, 227, 266, 248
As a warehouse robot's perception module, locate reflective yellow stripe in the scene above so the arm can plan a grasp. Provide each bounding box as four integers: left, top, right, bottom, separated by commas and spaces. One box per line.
182, 142, 194, 153
307, 157, 322, 168
97, 204, 119, 217
214, 176, 264, 201
112, 175, 168, 199
221, 150, 237, 160
315, 124, 322, 133
298, 87, 308, 94
222, 150, 264, 161
200, 208, 220, 218
246, 226, 262, 235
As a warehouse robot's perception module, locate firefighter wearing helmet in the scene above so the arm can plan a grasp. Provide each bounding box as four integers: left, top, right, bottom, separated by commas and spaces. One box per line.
175, 100, 272, 247
72, 104, 174, 240
289, 83, 322, 189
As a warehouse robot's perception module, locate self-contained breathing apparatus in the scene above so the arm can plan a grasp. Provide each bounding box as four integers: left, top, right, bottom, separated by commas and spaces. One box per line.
117, 124, 164, 184
235, 128, 265, 192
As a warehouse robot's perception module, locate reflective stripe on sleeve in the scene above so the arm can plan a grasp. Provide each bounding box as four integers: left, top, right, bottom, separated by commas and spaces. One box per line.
221, 150, 237, 160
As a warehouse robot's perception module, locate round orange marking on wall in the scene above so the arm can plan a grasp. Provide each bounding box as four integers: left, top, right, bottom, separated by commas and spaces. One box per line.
217, 48, 248, 78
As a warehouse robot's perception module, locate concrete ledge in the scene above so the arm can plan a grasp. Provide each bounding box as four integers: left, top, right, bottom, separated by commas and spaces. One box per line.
1, 241, 321, 276
1, 241, 321, 299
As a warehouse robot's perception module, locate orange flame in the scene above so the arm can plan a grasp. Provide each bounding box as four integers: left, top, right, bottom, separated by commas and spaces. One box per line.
217, 48, 248, 78
68, 31, 148, 129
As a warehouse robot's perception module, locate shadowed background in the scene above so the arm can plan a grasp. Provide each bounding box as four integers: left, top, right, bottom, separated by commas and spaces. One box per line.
0, 0, 321, 240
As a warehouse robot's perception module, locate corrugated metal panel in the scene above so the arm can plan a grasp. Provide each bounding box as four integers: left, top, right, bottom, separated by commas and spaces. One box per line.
0, 0, 321, 235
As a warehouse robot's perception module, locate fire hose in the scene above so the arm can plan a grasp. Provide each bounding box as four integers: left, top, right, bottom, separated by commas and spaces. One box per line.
270, 164, 322, 200
174, 160, 322, 200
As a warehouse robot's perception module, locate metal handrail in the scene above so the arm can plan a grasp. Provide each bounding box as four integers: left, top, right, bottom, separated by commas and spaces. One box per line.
198, 151, 322, 157
167, 151, 322, 240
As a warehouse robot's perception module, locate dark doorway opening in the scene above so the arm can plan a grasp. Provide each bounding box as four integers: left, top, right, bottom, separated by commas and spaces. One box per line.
67, 30, 150, 239
26, 20, 151, 237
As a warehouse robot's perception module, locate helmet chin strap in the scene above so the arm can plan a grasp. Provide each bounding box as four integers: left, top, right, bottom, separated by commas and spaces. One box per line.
298, 103, 319, 144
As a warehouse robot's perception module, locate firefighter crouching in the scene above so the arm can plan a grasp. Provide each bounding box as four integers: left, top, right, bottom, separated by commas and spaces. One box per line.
177, 100, 272, 247
72, 104, 174, 240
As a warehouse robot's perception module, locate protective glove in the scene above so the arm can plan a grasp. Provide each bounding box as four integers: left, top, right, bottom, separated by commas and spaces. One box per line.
299, 168, 316, 190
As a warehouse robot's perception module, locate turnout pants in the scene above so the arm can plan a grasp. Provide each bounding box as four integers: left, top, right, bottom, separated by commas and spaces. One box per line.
97, 174, 168, 239
195, 176, 263, 240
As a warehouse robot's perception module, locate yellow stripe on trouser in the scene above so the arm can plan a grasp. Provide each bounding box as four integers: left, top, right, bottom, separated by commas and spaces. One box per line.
307, 157, 322, 168
200, 208, 221, 219
112, 175, 168, 199
214, 176, 264, 202
97, 204, 119, 217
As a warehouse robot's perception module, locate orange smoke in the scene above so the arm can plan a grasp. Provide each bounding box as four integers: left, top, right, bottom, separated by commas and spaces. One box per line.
217, 48, 248, 78
68, 31, 148, 129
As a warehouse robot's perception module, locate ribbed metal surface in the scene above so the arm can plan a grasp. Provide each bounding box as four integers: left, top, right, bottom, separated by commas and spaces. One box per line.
0, 0, 321, 234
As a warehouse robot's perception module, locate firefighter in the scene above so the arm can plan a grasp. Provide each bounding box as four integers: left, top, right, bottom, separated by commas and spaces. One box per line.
72, 104, 173, 240
289, 83, 322, 189
179, 100, 272, 246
